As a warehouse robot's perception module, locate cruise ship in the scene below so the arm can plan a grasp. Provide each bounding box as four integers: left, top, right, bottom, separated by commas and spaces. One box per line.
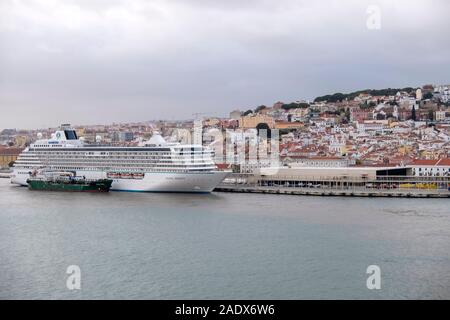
11, 125, 229, 193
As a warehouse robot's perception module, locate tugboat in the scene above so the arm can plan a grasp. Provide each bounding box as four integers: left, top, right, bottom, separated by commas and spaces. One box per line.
27, 172, 112, 192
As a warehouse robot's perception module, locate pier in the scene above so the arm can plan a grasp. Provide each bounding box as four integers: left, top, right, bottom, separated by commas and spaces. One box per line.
0, 172, 11, 179
215, 173, 450, 198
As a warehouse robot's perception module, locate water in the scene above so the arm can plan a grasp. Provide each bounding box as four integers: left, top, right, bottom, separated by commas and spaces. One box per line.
0, 178, 449, 300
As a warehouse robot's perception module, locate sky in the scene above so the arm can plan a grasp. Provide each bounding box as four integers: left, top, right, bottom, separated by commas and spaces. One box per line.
0, 0, 449, 129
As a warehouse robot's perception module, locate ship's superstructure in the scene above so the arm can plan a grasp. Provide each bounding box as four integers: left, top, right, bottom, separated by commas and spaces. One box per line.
11, 125, 228, 192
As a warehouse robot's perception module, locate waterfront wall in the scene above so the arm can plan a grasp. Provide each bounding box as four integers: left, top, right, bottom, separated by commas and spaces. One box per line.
215, 173, 450, 198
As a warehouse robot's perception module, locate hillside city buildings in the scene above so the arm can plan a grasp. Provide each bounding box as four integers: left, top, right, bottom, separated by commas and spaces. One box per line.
1, 84, 449, 177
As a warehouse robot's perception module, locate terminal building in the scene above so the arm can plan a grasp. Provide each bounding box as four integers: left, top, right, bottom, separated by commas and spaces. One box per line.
254, 166, 408, 180
235, 163, 449, 191
408, 159, 450, 177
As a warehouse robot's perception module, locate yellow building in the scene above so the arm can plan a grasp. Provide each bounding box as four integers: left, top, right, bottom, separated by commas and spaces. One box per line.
239, 114, 275, 129
0, 147, 23, 168
14, 136, 27, 148
204, 118, 220, 127
76, 128, 86, 137
275, 121, 305, 130
398, 145, 412, 155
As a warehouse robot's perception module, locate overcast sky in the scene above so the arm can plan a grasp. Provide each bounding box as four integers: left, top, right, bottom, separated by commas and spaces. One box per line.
1, 0, 449, 129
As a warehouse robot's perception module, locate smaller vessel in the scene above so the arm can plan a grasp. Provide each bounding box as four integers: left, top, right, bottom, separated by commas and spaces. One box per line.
27, 173, 112, 192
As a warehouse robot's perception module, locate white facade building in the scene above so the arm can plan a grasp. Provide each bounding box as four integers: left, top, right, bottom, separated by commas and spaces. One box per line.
408, 159, 450, 177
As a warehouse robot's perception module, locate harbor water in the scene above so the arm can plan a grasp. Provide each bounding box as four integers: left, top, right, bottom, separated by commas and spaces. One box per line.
0, 178, 449, 299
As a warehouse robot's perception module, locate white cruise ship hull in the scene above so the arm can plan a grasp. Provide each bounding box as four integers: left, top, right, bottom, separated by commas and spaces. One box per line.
12, 170, 229, 193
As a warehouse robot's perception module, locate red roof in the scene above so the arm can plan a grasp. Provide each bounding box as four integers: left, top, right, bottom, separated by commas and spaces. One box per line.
216, 163, 231, 170
308, 157, 345, 160
410, 159, 450, 166
0, 148, 23, 156
437, 159, 450, 166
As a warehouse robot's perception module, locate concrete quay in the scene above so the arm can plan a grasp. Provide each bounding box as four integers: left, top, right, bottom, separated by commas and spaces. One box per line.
0, 172, 11, 179
215, 184, 450, 198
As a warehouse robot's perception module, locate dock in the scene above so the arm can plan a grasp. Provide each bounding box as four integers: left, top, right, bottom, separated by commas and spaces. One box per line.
215, 174, 450, 198
215, 185, 449, 198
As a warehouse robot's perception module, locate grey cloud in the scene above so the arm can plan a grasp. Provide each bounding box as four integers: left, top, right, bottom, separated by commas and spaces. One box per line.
0, 0, 449, 129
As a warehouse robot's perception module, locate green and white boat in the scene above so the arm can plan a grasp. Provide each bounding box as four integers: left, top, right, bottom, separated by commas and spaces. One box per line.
27, 174, 112, 192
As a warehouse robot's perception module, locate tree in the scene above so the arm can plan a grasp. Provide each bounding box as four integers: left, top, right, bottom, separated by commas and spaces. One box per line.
8, 161, 15, 167
411, 105, 416, 121
255, 105, 267, 113
242, 109, 253, 116
345, 108, 351, 121
314, 93, 346, 103
281, 102, 310, 110
423, 92, 433, 100
298, 102, 310, 109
